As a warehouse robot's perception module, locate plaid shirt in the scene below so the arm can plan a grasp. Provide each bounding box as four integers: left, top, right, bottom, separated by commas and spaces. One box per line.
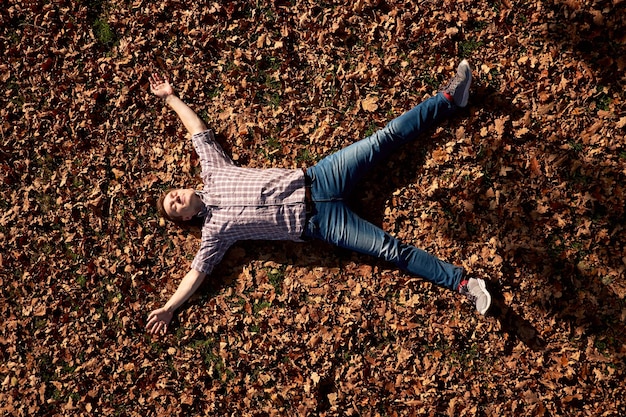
190, 130, 306, 275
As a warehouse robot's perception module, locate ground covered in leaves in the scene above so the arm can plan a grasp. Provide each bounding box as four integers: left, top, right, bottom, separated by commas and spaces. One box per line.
2, 0, 626, 416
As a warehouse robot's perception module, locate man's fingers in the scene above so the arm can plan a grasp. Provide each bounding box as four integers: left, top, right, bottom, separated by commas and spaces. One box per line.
146, 317, 156, 331
147, 321, 160, 334
146, 312, 161, 330
149, 74, 163, 88
146, 322, 167, 335
150, 73, 167, 85
146, 312, 169, 335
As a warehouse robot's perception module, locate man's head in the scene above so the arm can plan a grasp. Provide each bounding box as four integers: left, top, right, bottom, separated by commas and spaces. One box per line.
157, 188, 202, 222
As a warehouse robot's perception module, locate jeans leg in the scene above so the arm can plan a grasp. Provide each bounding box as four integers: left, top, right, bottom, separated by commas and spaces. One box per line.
303, 93, 462, 290
306, 93, 456, 199
304, 201, 464, 290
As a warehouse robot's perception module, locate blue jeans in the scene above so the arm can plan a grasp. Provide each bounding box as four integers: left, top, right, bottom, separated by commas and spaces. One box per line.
303, 93, 464, 291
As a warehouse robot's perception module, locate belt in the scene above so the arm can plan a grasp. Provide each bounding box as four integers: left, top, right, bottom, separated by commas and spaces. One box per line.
302, 168, 314, 216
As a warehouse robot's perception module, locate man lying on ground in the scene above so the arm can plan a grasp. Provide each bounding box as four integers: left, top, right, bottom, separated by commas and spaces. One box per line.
146, 60, 491, 335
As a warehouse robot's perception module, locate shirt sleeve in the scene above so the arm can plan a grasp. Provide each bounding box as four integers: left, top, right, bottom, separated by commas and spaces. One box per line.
190, 233, 236, 276
192, 130, 234, 171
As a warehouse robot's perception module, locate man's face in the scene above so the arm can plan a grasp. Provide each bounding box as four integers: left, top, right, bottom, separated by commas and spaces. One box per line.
163, 189, 198, 221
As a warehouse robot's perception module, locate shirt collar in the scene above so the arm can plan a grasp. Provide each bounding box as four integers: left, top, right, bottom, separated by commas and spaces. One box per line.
194, 191, 211, 218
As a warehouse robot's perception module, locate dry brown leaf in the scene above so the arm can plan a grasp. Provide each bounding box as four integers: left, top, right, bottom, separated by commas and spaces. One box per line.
361, 95, 379, 112
3, 1, 625, 416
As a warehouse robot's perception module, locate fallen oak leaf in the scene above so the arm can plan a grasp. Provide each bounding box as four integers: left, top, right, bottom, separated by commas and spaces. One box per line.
360, 95, 379, 112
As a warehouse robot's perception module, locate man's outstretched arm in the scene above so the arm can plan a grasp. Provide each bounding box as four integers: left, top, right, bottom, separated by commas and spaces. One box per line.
146, 269, 207, 335
150, 73, 207, 136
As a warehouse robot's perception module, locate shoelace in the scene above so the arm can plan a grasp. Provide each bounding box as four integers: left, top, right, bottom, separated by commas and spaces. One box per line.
442, 74, 463, 93
458, 280, 476, 302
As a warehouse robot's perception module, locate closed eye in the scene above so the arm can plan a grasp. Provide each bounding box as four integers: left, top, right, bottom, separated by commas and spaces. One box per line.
168, 193, 176, 214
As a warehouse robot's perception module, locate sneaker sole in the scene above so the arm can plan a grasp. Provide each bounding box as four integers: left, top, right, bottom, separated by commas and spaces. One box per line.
457, 60, 472, 108
476, 278, 491, 315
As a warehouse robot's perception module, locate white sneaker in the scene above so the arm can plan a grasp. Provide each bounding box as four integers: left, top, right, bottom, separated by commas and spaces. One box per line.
459, 277, 491, 315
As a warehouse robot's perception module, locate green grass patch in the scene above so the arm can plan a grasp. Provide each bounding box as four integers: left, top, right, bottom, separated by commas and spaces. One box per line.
191, 337, 233, 381
568, 141, 584, 153
296, 148, 315, 164
93, 17, 117, 47
267, 267, 284, 295
363, 122, 379, 138
459, 38, 484, 58
253, 300, 271, 316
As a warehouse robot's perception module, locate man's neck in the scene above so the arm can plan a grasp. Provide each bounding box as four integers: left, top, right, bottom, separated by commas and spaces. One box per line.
191, 191, 206, 216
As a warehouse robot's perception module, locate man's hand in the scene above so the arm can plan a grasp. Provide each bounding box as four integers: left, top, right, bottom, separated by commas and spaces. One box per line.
149, 73, 207, 135
146, 307, 174, 335
149, 73, 174, 99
